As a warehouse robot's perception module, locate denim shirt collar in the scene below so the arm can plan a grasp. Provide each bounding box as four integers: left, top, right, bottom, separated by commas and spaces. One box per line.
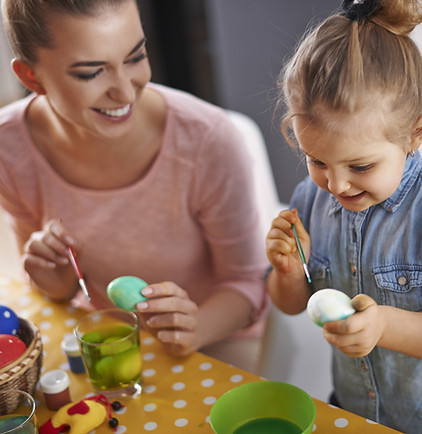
329, 152, 422, 216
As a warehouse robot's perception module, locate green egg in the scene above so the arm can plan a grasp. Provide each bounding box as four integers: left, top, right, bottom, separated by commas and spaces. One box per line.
95, 355, 115, 384
100, 336, 132, 356
113, 346, 142, 382
82, 331, 102, 343
107, 276, 149, 311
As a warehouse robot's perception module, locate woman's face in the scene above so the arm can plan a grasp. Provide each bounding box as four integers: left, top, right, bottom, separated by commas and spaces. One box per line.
30, 0, 151, 139
293, 112, 410, 212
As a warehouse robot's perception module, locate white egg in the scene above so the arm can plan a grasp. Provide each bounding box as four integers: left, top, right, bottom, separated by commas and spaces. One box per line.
307, 288, 355, 327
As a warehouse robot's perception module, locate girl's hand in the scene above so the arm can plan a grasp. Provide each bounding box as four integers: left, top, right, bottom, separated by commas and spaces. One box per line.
136, 281, 200, 357
22, 218, 75, 270
322, 294, 387, 357
266, 209, 310, 275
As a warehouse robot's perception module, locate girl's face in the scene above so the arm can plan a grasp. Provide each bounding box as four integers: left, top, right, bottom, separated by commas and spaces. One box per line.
293, 113, 411, 212
30, 0, 151, 139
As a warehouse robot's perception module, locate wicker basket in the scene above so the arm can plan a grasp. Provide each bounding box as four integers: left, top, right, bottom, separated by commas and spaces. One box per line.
0, 317, 43, 413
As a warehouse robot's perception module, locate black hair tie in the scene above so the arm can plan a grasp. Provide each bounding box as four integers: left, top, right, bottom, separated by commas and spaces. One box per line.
342, 0, 379, 21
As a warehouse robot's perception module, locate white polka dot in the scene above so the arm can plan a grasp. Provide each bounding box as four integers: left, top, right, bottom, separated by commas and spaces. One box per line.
115, 425, 127, 433
41, 307, 53, 316
312, 424, 317, 432
173, 400, 186, 409
334, 418, 349, 428
202, 396, 217, 405
143, 385, 156, 394
171, 364, 184, 373
64, 318, 76, 327
144, 422, 157, 431
19, 296, 31, 306
201, 379, 214, 387
199, 362, 212, 371
143, 337, 155, 345
143, 352, 155, 361
3, 311, 10, 319
143, 369, 156, 378
174, 418, 188, 427
144, 403, 157, 412
115, 406, 127, 415
203, 396, 216, 405
366, 419, 378, 425
39, 321, 51, 330
41, 335, 50, 344
230, 375, 243, 383
205, 416, 210, 423
60, 362, 70, 371
172, 382, 186, 391
0, 288, 8, 297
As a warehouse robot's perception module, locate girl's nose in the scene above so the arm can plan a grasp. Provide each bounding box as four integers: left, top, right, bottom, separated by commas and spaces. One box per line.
326, 170, 350, 195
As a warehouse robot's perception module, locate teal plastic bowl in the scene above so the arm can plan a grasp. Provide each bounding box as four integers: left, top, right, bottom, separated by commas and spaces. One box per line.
210, 381, 316, 434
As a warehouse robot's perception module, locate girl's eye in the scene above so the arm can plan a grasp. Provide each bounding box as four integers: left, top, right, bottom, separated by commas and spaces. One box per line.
75, 69, 104, 81
308, 158, 326, 167
350, 164, 373, 173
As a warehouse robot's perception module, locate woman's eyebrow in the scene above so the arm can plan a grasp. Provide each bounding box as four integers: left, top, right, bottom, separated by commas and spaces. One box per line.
69, 37, 146, 68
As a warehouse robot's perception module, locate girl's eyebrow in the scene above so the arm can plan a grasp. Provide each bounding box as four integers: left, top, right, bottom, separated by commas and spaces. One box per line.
69, 37, 146, 68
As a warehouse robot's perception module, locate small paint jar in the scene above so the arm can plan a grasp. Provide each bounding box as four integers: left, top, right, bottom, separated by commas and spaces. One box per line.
40, 369, 71, 411
61, 335, 85, 373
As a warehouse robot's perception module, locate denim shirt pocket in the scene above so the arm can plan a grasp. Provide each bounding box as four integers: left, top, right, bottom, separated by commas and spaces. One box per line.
309, 252, 332, 291
373, 264, 422, 311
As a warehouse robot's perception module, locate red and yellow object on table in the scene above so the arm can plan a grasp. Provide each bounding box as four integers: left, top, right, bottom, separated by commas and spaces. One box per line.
0, 274, 401, 433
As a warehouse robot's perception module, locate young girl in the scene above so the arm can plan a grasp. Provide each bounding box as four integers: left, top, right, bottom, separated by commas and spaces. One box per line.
0, 0, 269, 368
266, 0, 422, 431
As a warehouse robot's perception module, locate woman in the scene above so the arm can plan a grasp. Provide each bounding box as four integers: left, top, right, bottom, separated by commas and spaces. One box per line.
0, 0, 268, 368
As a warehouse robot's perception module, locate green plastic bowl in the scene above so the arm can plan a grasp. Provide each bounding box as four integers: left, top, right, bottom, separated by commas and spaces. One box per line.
209, 381, 316, 434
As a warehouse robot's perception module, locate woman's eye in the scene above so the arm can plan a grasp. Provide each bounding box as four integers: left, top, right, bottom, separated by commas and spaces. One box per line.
126, 52, 147, 64
351, 164, 373, 173
75, 69, 103, 81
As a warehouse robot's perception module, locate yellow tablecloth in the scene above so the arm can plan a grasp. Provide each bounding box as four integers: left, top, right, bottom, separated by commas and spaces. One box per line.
0, 274, 401, 433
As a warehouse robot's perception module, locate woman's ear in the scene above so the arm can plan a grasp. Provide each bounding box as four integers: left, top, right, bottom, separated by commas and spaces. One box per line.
11, 59, 46, 95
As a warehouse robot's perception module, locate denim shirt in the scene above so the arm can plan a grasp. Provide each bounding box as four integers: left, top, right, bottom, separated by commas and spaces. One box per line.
290, 153, 422, 433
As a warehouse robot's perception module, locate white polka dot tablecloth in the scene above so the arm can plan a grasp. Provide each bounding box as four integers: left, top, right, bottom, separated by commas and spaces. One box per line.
0, 274, 401, 433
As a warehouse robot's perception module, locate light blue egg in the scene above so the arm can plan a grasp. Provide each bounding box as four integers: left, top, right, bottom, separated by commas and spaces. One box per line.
307, 289, 355, 327
107, 276, 149, 312
0, 305, 19, 335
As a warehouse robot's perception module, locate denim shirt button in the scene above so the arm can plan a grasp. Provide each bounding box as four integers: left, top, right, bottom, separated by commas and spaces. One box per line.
360, 361, 368, 371
397, 276, 407, 286
368, 391, 376, 399
350, 264, 357, 274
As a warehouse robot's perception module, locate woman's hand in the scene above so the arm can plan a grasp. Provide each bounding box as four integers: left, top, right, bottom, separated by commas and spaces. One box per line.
22, 218, 75, 270
136, 281, 200, 357
322, 294, 386, 357
266, 209, 310, 275
22, 218, 79, 300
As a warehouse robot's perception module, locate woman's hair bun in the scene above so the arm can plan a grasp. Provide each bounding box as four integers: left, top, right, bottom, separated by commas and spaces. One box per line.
342, 0, 379, 21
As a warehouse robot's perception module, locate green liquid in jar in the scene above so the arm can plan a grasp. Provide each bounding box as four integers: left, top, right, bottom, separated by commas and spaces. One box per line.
80, 324, 142, 391
0, 414, 38, 433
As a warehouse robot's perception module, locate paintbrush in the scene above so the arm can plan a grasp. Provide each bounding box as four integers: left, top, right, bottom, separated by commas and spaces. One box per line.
68, 246, 91, 302
291, 223, 312, 284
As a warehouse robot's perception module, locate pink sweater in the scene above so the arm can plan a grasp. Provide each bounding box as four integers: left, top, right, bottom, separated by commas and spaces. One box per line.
0, 83, 269, 327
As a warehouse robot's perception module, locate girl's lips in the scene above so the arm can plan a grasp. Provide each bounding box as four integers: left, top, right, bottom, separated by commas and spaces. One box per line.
337, 191, 366, 202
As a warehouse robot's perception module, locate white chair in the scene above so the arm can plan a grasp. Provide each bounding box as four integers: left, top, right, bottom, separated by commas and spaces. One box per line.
227, 110, 332, 402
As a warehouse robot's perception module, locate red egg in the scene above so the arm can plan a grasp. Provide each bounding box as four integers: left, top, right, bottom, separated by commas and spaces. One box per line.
0, 334, 27, 369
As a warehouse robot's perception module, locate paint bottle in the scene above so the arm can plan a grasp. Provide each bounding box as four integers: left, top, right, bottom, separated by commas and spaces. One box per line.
40, 369, 71, 411
61, 335, 85, 373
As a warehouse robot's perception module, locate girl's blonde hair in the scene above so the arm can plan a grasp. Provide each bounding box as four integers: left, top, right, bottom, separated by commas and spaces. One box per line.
280, 0, 422, 147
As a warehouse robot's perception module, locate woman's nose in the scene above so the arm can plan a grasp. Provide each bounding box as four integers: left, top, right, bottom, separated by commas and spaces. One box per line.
108, 69, 136, 102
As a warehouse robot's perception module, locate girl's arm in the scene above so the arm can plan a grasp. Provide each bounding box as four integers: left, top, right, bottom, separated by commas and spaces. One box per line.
266, 209, 312, 314
323, 294, 422, 359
